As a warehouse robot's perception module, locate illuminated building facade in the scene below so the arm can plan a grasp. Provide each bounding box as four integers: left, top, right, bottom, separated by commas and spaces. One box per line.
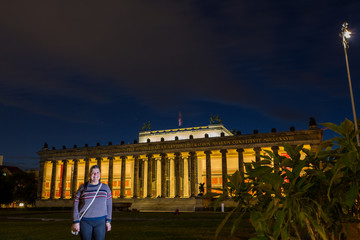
36, 122, 322, 210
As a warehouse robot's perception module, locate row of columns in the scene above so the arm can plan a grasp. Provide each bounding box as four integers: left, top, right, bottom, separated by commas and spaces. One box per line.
45, 146, 283, 200
48, 156, 127, 200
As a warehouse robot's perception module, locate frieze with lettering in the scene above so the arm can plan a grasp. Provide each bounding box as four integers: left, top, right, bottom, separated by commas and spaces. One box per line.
38, 130, 323, 159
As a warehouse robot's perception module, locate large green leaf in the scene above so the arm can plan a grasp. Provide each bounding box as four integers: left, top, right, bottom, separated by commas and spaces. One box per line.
283, 144, 296, 159
280, 158, 293, 168
292, 159, 307, 179
321, 122, 346, 136
340, 118, 355, 136
263, 149, 274, 156
273, 209, 285, 239
248, 166, 273, 178
345, 184, 359, 208
262, 173, 283, 191
305, 214, 328, 240
341, 150, 357, 170
250, 211, 264, 231
261, 153, 272, 161
283, 168, 294, 181
215, 207, 237, 239
228, 170, 242, 186
258, 183, 273, 192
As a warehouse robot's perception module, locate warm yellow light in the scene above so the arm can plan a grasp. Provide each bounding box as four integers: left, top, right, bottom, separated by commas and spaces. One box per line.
344, 30, 351, 39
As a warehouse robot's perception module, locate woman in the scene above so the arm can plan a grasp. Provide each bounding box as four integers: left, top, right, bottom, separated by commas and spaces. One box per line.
72, 165, 112, 240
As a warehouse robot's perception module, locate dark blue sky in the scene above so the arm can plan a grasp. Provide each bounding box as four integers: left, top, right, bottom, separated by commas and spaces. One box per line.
1, 1, 360, 170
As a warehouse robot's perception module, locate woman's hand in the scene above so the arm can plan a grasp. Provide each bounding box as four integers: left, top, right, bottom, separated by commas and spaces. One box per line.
106, 222, 111, 232
72, 223, 80, 233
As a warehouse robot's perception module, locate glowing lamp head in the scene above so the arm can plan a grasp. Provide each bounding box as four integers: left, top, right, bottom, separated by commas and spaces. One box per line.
344, 30, 351, 39
341, 22, 351, 49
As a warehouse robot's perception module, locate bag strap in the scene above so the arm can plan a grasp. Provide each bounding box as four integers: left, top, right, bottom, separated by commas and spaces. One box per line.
79, 183, 102, 221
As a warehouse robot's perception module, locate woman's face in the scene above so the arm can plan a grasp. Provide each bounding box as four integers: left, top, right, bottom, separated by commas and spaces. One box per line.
90, 168, 101, 184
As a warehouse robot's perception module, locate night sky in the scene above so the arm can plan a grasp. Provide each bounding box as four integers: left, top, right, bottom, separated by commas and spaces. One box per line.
1, 1, 360, 170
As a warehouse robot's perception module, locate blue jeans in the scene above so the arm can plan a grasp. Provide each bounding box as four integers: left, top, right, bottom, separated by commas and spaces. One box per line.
80, 219, 106, 240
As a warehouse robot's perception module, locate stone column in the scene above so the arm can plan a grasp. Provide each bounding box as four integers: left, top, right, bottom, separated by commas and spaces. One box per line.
220, 149, 228, 190
143, 158, 148, 198
183, 155, 189, 198
174, 152, 181, 198
37, 159, 46, 199
271, 146, 280, 173
72, 159, 79, 198
236, 148, 244, 177
120, 156, 126, 198
108, 156, 114, 191
156, 157, 161, 197
205, 151, 212, 194
189, 152, 196, 198
96, 157, 102, 169
50, 160, 57, 199
61, 160, 68, 199
169, 157, 175, 198
146, 154, 153, 198
133, 155, 139, 198
254, 147, 261, 162
84, 158, 90, 183
160, 153, 167, 198
194, 154, 199, 196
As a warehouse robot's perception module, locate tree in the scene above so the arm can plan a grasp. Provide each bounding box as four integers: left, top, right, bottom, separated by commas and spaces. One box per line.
0, 172, 15, 205
0, 170, 37, 206
11, 171, 37, 205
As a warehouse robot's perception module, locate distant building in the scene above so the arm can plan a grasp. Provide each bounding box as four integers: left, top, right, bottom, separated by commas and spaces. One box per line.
0, 165, 23, 177
0, 155, 3, 166
36, 120, 322, 211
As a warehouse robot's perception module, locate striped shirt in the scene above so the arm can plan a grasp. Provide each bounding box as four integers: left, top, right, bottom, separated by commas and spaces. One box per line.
73, 182, 112, 223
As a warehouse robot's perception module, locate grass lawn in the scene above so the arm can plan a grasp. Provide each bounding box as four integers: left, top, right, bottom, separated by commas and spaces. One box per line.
0, 209, 254, 240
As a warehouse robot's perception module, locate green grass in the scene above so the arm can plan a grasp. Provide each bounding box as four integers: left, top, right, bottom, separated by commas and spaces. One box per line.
0, 210, 254, 240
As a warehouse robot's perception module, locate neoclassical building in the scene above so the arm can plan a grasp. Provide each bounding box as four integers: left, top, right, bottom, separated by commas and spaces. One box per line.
36, 121, 322, 211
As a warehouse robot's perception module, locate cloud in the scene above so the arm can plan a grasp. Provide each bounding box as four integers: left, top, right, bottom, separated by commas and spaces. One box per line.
0, 0, 359, 123
0, 1, 261, 109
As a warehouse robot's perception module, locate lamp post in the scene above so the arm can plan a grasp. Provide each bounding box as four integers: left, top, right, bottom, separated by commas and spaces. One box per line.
341, 22, 360, 146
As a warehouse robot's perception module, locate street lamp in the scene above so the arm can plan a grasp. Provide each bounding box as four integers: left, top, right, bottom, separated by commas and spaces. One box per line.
341, 22, 359, 146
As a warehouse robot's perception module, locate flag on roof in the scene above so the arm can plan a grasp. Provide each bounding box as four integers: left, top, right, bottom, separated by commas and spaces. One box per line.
179, 112, 182, 127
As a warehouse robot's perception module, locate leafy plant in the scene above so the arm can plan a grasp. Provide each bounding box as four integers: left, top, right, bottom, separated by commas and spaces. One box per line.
213, 119, 360, 239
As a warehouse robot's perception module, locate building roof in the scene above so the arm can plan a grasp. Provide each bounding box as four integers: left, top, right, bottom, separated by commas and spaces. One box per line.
0, 165, 23, 176
138, 124, 233, 143
142, 124, 232, 134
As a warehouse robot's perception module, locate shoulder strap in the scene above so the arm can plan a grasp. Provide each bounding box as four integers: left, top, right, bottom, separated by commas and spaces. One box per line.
79, 183, 102, 221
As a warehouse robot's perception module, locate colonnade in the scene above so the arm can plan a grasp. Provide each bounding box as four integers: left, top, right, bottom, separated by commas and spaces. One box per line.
39, 146, 293, 200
